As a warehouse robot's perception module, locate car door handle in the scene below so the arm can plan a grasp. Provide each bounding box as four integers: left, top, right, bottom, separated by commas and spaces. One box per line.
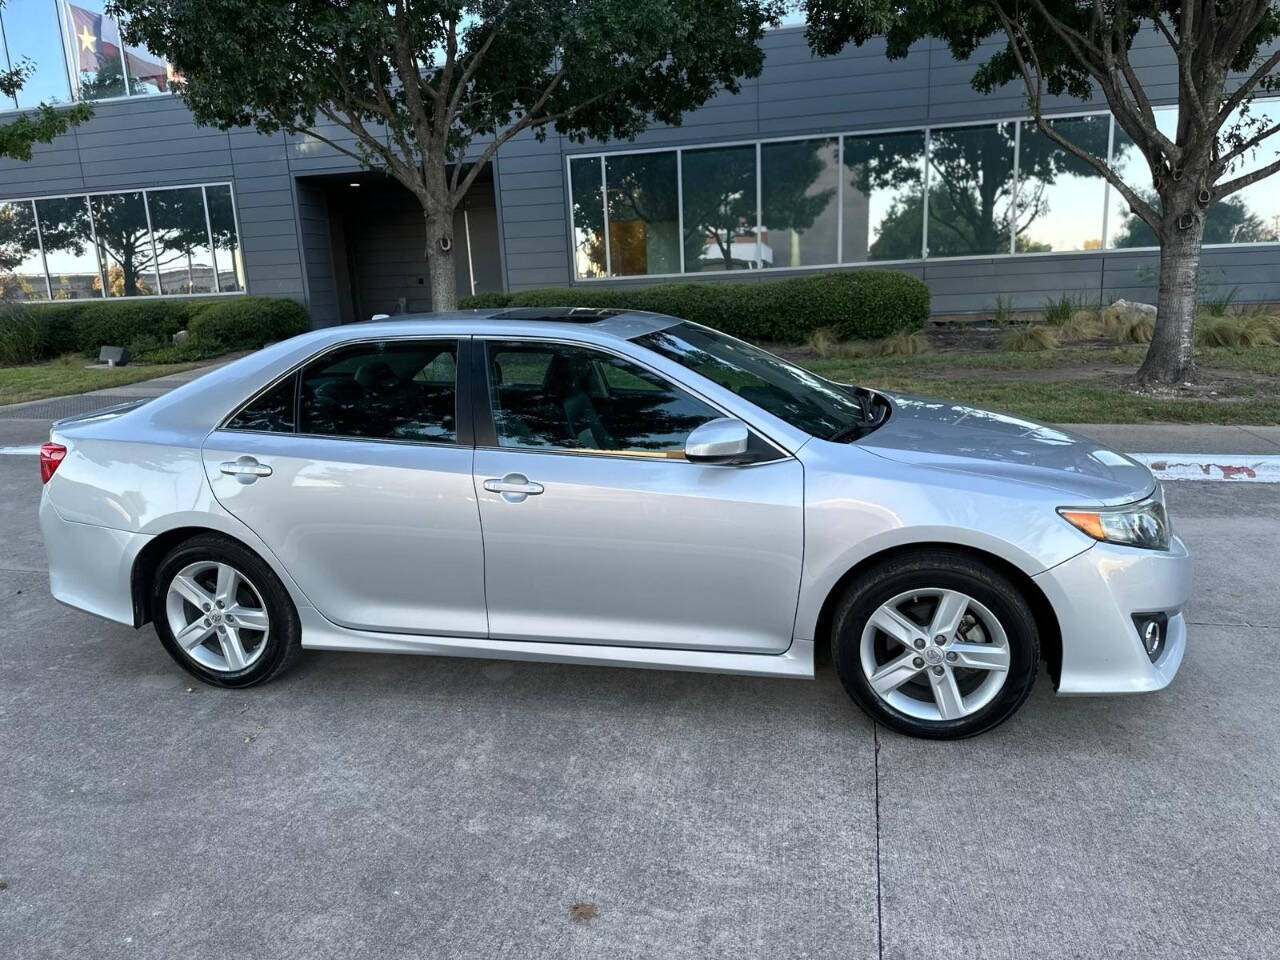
483, 473, 544, 502
219, 456, 273, 484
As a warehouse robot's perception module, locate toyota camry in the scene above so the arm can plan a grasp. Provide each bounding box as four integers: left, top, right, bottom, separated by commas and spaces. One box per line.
38, 308, 1190, 739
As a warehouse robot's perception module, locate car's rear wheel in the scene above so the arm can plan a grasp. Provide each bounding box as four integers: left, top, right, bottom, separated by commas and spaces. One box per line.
831, 550, 1039, 739
152, 534, 300, 688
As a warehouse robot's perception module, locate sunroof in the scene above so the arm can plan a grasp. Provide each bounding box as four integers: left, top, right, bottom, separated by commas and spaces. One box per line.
492, 307, 621, 323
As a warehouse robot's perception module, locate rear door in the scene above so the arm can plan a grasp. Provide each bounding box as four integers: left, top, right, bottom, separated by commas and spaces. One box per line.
203, 336, 487, 637
472, 337, 804, 654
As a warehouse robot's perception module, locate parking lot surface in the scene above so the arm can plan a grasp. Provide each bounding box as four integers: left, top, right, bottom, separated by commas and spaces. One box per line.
2, 409, 1277, 960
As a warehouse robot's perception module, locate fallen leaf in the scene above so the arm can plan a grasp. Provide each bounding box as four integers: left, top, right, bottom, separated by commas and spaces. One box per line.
569, 902, 598, 925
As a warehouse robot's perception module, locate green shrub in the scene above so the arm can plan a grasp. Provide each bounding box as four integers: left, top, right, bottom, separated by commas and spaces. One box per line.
0, 304, 51, 365
458, 270, 929, 344
458, 291, 512, 309
188, 297, 310, 352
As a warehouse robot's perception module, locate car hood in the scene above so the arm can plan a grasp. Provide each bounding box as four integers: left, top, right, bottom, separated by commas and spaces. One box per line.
856, 393, 1154, 505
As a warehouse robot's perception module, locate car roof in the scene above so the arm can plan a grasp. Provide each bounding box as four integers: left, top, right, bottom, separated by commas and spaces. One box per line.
349, 308, 681, 343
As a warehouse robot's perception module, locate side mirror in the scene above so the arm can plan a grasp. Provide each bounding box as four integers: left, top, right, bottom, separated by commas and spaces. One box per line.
685, 418, 750, 464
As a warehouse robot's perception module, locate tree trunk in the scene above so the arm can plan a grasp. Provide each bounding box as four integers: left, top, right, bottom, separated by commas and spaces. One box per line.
424, 211, 457, 312
1136, 203, 1204, 387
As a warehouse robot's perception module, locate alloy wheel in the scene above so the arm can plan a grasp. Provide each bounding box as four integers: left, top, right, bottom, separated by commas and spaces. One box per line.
859, 588, 1011, 722
164, 561, 271, 673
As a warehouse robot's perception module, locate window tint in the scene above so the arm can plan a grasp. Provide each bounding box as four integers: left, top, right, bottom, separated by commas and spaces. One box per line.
486, 341, 720, 455
227, 373, 297, 433
300, 340, 458, 443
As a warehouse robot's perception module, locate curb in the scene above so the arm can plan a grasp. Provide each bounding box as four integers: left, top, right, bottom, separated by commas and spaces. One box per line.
1129, 454, 1280, 483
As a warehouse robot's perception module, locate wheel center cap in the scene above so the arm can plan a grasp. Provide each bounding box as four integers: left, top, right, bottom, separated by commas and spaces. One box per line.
211, 612, 223, 624
923, 647, 944, 666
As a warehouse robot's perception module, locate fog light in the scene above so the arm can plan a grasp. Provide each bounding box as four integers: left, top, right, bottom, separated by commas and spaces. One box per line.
1132, 613, 1168, 663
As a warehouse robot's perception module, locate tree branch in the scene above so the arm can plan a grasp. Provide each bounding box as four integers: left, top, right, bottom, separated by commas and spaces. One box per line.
1218, 47, 1280, 123
1213, 151, 1280, 199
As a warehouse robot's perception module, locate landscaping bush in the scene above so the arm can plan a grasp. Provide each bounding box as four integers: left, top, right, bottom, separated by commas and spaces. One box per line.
2, 296, 311, 364
458, 269, 929, 344
0, 304, 51, 365
187, 297, 310, 352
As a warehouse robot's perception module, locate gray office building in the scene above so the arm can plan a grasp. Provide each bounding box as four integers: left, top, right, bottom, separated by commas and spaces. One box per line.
3, 1, 1278, 326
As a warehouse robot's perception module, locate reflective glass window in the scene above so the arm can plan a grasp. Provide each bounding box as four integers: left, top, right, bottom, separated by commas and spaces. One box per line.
35, 195, 101, 299
90, 191, 158, 297
681, 144, 759, 272
569, 156, 606, 278
1016, 115, 1109, 253
760, 138, 838, 269
147, 187, 216, 294
205, 185, 244, 292
605, 151, 679, 276
0, 199, 48, 300
926, 123, 1017, 257
3, 0, 73, 107
842, 130, 927, 262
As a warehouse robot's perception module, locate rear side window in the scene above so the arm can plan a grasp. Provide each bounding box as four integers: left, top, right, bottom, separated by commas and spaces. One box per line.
226, 374, 297, 433
299, 340, 459, 443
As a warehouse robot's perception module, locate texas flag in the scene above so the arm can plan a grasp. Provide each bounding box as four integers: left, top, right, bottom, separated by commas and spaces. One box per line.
67, 3, 169, 91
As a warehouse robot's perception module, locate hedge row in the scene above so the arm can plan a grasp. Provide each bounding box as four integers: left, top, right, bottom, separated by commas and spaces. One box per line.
460, 270, 930, 343
0, 296, 310, 365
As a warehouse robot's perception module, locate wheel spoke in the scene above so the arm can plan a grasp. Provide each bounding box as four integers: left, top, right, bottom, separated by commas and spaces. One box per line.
869, 605, 922, 649
171, 574, 213, 611
949, 642, 1011, 673
929, 590, 969, 641
214, 564, 239, 605
218, 628, 248, 670
174, 618, 214, 650
869, 651, 925, 697
227, 605, 268, 632
928, 667, 966, 720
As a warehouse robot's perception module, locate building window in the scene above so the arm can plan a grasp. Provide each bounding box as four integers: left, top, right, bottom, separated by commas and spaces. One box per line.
0, 199, 48, 300
61, 1, 172, 101
0, 183, 243, 301
605, 151, 679, 277
926, 122, 1017, 257
1106, 108, 1177, 249
569, 156, 607, 278
682, 143, 759, 272
1017, 115, 1110, 253
761, 137, 839, 269
2, 0, 74, 108
842, 130, 927, 262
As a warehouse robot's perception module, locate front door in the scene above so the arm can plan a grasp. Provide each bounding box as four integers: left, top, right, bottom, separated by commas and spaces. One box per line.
204, 336, 487, 637
473, 338, 804, 654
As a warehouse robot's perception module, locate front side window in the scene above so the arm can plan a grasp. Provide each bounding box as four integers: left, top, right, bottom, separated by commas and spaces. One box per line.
299, 340, 459, 443
638, 323, 879, 441
485, 340, 721, 455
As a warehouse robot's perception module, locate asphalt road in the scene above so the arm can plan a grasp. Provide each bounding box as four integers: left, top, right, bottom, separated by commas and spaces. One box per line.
1, 412, 1277, 960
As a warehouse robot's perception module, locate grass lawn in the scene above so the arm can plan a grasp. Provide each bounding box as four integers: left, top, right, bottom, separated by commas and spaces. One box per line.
790, 343, 1280, 424
0, 359, 211, 406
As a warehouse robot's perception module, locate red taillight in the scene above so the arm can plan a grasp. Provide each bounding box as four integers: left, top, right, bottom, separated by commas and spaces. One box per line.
40, 442, 67, 484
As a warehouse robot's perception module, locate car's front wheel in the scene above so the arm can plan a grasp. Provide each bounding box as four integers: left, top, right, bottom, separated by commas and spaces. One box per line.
152, 534, 300, 688
831, 550, 1040, 739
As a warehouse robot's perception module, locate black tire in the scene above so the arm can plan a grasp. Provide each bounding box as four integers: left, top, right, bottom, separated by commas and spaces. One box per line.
831, 550, 1039, 740
152, 533, 301, 688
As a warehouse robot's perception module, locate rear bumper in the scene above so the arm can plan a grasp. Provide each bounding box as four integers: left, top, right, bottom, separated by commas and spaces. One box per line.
39, 492, 148, 626
1034, 536, 1192, 695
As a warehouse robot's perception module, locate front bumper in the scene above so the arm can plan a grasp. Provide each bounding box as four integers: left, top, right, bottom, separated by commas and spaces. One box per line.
1034, 535, 1191, 695
40, 491, 149, 626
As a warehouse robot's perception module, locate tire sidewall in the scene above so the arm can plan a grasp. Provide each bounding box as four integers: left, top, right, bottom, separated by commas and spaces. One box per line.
152, 536, 299, 688
832, 561, 1039, 739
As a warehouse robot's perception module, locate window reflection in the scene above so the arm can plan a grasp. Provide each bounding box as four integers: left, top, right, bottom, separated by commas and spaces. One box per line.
90, 191, 158, 297
3, 0, 73, 107
842, 130, 927, 261
605, 151, 679, 276
0, 200, 48, 301
682, 144, 759, 272
148, 187, 216, 294
926, 123, 1017, 257
1107, 108, 1176, 248
1017, 116, 1110, 253
64, 1, 127, 99
227, 374, 297, 433
300, 341, 458, 443
1213, 99, 1280, 243
36, 195, 101, 299
760, 138, 838, 269
569, 156, 606, 278
205, 185, 244, 292
487, 340, 720, 453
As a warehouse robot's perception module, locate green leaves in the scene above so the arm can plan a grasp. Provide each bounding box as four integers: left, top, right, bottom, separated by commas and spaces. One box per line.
0, 24, 94, 163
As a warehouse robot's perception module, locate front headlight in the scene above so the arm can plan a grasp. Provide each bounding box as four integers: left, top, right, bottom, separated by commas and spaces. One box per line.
1058, 490, 1171, 550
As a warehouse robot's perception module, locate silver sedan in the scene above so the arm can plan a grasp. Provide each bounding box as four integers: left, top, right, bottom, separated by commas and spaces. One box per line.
38, 308, 1190, 738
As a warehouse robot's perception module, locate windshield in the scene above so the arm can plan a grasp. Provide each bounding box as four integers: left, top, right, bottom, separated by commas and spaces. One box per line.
637, 323, 886, 441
